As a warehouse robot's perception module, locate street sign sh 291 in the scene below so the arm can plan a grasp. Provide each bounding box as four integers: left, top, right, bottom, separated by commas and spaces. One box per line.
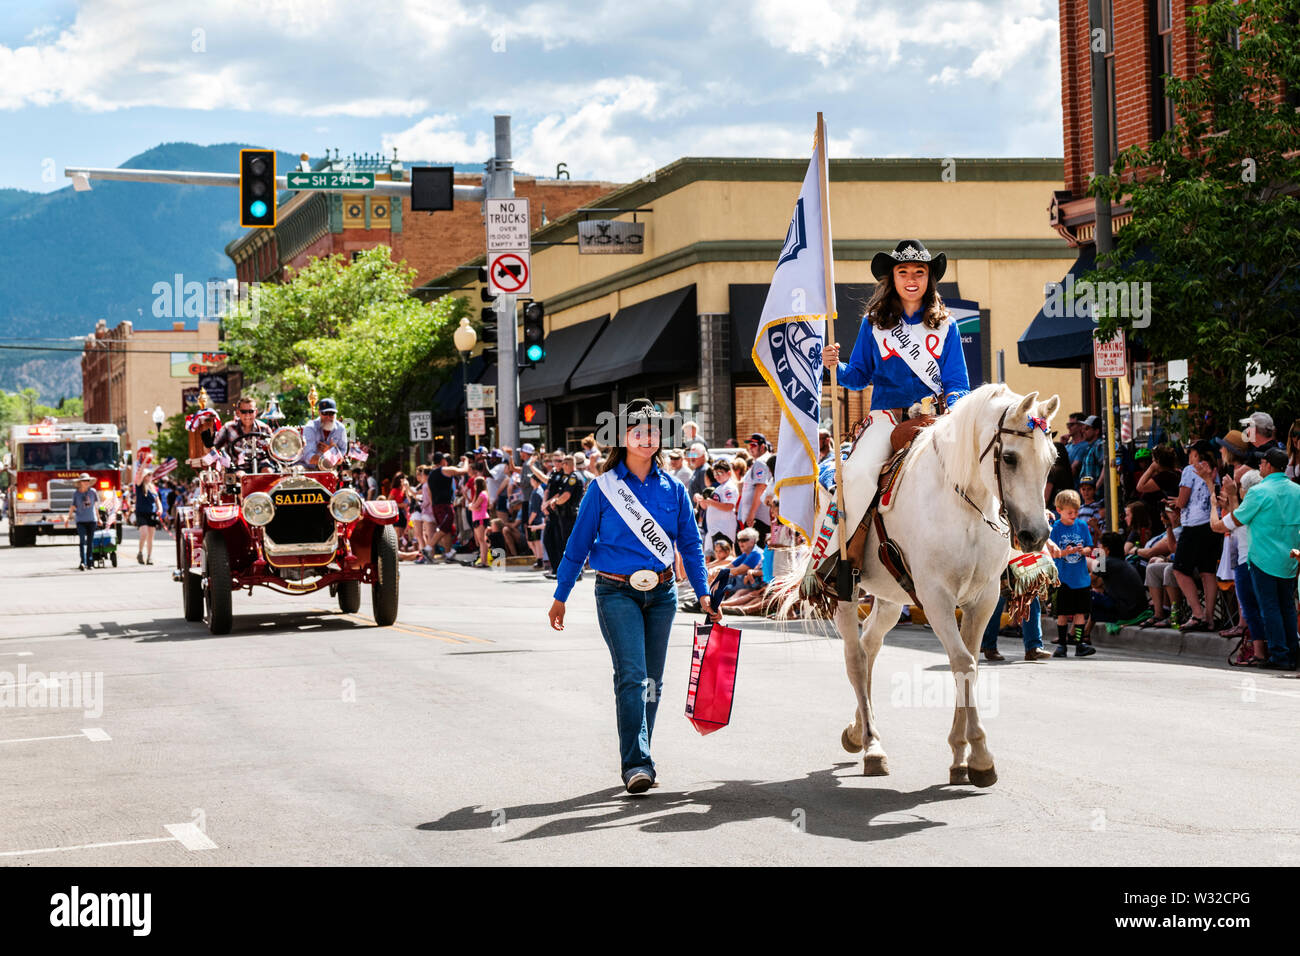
486, 198, 530, 252
285, 171, 376, 191
488, 251, 531, 295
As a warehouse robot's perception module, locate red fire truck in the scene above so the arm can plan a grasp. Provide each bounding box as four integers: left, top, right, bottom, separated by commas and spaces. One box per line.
5, 422, 123, 547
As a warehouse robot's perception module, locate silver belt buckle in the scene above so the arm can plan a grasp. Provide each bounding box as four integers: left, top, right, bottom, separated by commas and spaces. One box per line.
629, 569, 659, 591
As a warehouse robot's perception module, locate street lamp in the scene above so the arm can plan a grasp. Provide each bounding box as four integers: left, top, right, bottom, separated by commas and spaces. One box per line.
453, 318, 477, 456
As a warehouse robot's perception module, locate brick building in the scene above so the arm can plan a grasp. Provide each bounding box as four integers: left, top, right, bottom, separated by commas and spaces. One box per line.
226, 152, 619, 287
81, 318, 225, 454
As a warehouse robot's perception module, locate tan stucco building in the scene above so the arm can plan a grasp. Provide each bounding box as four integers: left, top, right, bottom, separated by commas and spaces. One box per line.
425, 157, 1081, 448
81, 319, 225, 453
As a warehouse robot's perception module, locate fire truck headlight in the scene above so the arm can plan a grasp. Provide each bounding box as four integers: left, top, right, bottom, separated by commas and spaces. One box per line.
21, 491, 37, 501
329, 488, 363, 524
242, 492, 275, 527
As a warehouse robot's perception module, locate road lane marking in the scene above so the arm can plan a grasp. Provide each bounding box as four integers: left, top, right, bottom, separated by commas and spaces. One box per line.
81, 728, 111, 741
0, 728, 110, 745
164, 822, 218, 850
0, 652, 34, 657
0, 822, 217, 858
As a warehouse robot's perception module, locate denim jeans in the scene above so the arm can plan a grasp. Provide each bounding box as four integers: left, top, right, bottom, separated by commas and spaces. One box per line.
1247, 562, 1299, 668
980, 594, 1043, 652
76, 521, 96, 567
594, 577, 678, 782
1234, 562, 1268, 647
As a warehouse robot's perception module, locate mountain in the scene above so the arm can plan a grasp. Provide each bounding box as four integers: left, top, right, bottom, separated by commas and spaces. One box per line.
0, 143, 485, 400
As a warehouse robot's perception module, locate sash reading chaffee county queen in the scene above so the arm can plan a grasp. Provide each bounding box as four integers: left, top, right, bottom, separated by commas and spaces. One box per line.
749, 135, 832, 541
594, 471, 674, 569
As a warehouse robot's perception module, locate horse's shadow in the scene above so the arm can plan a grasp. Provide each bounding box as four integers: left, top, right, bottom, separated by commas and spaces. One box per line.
417, 764, 981, 844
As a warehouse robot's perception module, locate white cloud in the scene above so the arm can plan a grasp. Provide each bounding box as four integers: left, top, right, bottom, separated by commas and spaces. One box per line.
382, 115, 492, 164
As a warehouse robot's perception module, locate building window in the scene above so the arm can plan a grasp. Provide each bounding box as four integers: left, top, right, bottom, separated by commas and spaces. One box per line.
1152, 0, 1175, 136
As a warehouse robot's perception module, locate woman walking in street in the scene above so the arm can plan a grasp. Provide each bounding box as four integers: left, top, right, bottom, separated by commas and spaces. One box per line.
134, 470, 163, 564
548, 399, 721, 794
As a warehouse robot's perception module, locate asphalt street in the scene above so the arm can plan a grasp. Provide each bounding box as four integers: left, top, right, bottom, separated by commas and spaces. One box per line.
1, 526, 1297, 866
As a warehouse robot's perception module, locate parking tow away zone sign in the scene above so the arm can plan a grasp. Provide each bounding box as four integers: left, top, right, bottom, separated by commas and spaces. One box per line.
488, 251, 531, 295
468, 409, 486, 436
1093, 331, 1127, 378
486, 198, 531, 251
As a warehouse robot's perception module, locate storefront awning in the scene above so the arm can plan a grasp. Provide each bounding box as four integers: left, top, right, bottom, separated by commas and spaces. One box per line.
1017, 247, 1098, 368
518, 315, 608, 403
569, 286, 697, 391
432, 355, 495, 421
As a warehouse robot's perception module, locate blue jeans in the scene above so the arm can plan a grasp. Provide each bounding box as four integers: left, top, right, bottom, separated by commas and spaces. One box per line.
594, 578, 678, 782
980, 595, 1043, 652
76, 521, 96, 567
1247, 562, 1299, 668
1234, 562, 1268, 646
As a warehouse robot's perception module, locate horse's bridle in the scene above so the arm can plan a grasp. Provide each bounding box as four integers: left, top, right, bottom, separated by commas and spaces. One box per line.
953, 405, 1047, 537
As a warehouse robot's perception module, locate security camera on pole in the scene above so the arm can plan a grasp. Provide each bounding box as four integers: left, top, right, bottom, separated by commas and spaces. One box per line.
485, 115, 527, 451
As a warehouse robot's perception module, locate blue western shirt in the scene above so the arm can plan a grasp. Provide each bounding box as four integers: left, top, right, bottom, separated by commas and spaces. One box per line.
833, 307, 970, 410
554, 460, 710, 603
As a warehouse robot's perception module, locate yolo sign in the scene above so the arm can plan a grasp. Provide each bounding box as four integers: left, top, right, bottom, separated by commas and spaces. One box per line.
577, 220, 645, 254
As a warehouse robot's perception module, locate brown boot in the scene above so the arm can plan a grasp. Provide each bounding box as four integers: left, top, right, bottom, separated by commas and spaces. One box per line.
1025, 647, 1053, 661
982, 648, 1005, 661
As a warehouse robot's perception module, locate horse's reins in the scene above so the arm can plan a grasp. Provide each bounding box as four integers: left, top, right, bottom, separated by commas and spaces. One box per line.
949, 405, 1048, 538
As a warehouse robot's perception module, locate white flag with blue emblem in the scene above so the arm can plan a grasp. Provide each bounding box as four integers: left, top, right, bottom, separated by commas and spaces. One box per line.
750, 130, 833, 542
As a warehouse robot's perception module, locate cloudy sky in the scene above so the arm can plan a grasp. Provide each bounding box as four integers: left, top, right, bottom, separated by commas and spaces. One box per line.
0, 0, 1064, 193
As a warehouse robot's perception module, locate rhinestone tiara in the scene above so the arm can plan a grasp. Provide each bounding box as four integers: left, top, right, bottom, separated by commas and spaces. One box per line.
892, 246, 932, 262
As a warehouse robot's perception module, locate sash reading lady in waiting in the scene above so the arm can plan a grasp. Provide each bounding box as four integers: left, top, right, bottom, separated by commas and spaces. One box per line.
547, 398, 719, 795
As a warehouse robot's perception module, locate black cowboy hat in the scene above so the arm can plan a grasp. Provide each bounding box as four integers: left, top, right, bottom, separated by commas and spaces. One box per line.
871, 239, 947, 282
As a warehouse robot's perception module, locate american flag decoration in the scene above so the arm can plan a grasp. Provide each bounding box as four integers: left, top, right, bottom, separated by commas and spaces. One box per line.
152, 458, 178, 480
348, 442, 369, 463
201, 449, 232, 468
1027, 415, 1049, 434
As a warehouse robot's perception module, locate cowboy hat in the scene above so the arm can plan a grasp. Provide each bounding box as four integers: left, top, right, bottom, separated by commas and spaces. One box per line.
871, 239, 947, 282
75, 472, 93, 482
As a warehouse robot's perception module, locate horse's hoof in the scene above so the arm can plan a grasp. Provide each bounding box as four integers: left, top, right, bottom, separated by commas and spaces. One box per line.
949, 767, 969, 785
967, 765, 998, 788
840, 727, 862, 754
862, 753, 890, 776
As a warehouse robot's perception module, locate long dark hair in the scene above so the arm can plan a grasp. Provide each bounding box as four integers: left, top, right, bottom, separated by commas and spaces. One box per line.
866, 266, 949, 331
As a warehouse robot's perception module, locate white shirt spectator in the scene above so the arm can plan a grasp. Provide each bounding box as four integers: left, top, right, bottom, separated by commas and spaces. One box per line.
704, 479, 739, 542
738, 457, 772, 526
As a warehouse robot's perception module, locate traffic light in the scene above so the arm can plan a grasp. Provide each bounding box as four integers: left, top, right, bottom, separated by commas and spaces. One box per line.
522, 300, 545, 366
521, 402, 546, 425
479, 306, 497, 352
239, 149, 276, 228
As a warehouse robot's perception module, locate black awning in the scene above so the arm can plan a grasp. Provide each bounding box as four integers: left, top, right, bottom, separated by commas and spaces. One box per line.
727, 283, 874, 375
432, 355, 494, 420
569, 286, 697, 390
1017, 247, 1098, 368
518, 315, 608, 402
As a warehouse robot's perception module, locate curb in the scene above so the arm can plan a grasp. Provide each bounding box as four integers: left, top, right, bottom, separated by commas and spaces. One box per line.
1045, 615, 1236, 664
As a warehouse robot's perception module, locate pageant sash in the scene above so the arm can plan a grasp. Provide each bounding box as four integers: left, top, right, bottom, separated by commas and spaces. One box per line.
595, 471, 673, 569
870, 317, 950, 397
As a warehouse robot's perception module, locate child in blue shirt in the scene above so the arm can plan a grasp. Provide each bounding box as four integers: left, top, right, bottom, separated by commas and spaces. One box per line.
1048, 489, 1098, 658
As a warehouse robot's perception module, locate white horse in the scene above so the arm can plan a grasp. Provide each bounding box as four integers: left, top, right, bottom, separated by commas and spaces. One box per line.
780, 383, 1060, 787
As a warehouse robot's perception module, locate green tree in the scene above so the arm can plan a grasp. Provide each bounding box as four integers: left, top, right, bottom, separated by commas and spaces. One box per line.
1091, 0, 1300, 434
222, 245, 468, 460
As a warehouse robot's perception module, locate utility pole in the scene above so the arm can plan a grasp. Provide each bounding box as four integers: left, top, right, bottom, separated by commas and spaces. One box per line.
487, 116, 518, 450
1088, 0, 1119, 530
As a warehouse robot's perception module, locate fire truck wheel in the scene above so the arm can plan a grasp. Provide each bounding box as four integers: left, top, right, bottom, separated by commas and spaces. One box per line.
371, 525, 399, 627
203, 531, 233, 635
338, 580, 361, 614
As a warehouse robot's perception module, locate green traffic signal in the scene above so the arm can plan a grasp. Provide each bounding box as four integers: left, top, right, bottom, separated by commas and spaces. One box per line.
526, 344, 544, 362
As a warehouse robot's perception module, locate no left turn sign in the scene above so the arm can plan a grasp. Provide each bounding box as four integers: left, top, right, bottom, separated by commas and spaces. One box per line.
488, 250, 531, 295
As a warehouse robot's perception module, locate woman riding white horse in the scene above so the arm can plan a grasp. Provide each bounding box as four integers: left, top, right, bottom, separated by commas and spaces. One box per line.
784, 383, 1061, 787
821, 239, 970, 517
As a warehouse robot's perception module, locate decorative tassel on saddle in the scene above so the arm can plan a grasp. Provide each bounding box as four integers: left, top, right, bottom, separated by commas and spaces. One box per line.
1004, 550, 1059, 625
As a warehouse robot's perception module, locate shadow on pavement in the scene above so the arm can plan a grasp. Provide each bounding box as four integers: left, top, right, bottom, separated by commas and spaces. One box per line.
78, 610, 371, 643
417, 763, 980, 844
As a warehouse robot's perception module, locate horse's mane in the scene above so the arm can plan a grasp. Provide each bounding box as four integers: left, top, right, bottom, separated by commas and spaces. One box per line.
914, 383, 1056, 502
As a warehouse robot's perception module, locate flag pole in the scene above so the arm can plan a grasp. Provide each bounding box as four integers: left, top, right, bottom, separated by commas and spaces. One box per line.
816, 113, 850, 582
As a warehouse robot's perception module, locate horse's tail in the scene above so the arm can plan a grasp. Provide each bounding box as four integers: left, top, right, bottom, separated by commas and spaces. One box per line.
771, 496, 843, 623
